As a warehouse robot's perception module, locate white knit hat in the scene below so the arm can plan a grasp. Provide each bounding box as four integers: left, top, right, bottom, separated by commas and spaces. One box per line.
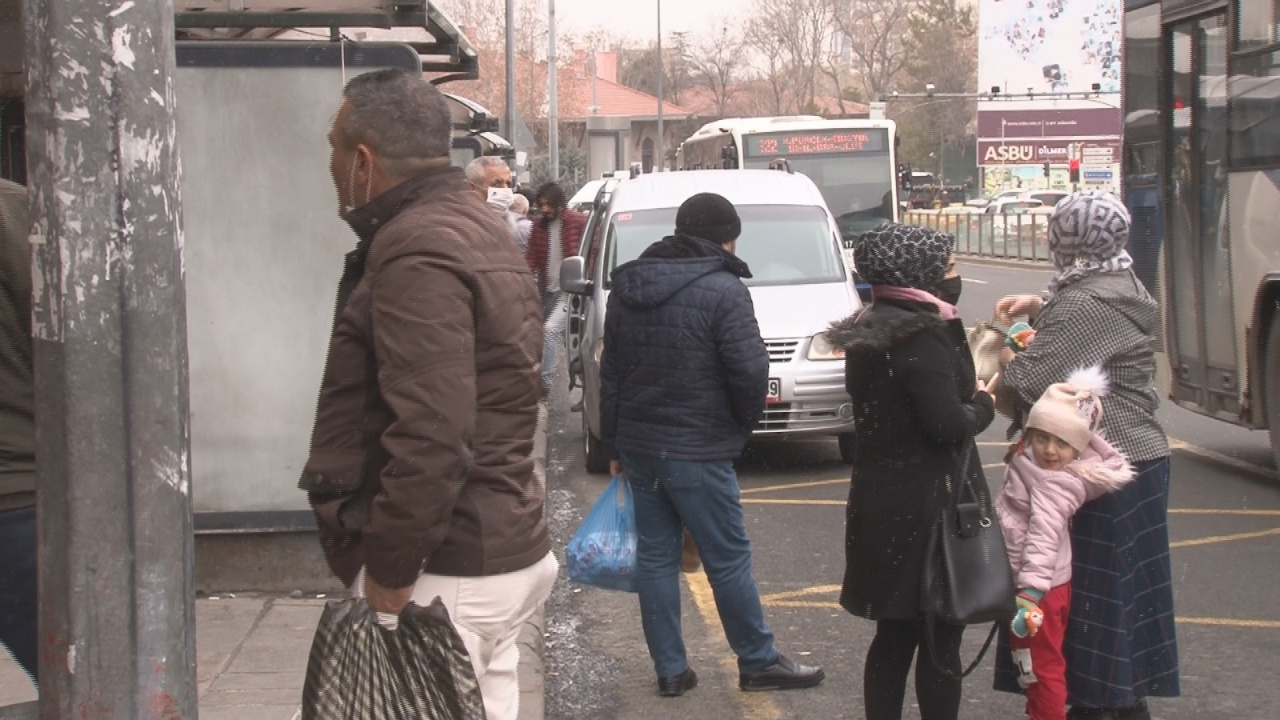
1025, 366, 1108, 452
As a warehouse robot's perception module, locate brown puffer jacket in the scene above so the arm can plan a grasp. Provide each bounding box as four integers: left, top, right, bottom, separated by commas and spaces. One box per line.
299, 165, 549, 589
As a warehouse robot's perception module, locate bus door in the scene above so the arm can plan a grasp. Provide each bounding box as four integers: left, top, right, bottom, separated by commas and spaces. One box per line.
1165, 13, 1240, 416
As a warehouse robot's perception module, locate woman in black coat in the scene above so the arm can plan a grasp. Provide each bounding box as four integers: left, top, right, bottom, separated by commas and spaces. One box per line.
827, 224, 996, 720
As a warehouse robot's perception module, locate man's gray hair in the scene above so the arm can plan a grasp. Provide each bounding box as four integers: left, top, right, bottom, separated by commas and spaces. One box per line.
340, 68, 452, 176
465, 156, 510, 186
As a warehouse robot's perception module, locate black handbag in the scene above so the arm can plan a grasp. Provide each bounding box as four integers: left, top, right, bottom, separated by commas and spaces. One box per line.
920, 443, 1016, 677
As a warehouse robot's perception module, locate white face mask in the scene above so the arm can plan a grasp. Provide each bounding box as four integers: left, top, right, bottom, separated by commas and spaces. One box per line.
486, 187, 515, 212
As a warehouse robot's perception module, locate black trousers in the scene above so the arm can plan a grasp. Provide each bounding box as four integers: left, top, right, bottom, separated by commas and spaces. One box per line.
864, 617, 964, 720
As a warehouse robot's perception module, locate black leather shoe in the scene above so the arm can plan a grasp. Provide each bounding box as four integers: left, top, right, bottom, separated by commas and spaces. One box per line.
738, 654, 824, 691
657, 667, 697, 697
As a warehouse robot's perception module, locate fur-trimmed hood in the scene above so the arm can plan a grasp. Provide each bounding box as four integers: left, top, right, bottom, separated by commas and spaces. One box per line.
825, 300, 948, 352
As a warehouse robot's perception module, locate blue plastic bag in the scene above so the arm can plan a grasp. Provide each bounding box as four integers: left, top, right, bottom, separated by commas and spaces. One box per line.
566, 475, 638, 593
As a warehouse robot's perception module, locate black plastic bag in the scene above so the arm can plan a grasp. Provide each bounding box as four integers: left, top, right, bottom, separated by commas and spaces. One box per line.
300, 596, 487, 720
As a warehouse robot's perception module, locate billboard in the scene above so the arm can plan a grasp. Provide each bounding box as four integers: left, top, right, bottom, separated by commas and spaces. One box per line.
976, 0, 1122, 191
978, 0, 1122, 96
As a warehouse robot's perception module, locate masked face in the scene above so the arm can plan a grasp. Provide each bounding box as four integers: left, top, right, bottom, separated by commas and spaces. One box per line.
486, 186, 515, 212
936, 275, 963, 305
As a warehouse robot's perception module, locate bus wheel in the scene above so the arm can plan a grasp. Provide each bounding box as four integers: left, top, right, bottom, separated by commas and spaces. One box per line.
1267, 315, 1280, 472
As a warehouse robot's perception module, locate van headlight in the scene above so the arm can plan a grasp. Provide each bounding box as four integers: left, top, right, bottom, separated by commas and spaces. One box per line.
807, 333, 845, 361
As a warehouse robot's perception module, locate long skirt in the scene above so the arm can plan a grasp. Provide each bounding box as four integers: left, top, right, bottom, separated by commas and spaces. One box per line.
994, 456, 1179, 708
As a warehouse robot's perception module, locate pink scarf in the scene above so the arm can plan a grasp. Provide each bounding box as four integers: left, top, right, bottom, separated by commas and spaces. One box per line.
871, 285, 958, 320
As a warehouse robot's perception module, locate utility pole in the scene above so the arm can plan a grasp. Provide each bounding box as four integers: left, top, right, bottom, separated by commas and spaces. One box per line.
23, 0, 196, 717
505, 0, 516, 171
548, 0, 559, 183
656, 0, 663, 172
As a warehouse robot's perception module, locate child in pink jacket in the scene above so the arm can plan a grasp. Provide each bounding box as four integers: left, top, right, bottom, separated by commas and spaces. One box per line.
996, 367, 1135, 720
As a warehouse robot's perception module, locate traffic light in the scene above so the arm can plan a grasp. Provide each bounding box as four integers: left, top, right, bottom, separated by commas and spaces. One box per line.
1042, 161, 1051, 178
1069, 159, 1081, 184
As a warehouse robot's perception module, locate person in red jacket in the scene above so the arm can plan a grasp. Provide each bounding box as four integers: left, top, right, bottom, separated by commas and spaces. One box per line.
527, 182, 588, 396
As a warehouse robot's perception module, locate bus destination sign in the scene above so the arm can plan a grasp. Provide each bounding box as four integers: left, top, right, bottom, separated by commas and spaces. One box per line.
745, 128, 888, 157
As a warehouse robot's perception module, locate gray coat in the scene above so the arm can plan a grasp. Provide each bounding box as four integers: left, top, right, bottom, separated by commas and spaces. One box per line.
1003, 270, 1168, 463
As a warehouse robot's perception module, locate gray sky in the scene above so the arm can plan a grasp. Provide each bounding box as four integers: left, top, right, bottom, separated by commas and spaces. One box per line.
552, 0, 729, 42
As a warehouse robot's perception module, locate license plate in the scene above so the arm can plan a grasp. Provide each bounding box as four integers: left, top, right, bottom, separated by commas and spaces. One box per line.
766, 378, 782, 404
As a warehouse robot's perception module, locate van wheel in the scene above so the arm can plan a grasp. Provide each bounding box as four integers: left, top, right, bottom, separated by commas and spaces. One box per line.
584, 413, 609, 474
1266, 315, 1280, 473
838, 434, 856, 464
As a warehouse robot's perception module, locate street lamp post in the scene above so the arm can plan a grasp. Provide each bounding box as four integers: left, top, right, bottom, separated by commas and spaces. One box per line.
548, 0, 559, 182
505, 0, 515, 173
656, 0, 663, 172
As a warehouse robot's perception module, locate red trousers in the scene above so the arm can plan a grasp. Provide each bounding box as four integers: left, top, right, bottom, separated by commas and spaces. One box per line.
1010, 583, 1071, 720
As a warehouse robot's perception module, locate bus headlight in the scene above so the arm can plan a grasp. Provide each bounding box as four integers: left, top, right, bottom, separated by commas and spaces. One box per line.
807, 333, 845, 361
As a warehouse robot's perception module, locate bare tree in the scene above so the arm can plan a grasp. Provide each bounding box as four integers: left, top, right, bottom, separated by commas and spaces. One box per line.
685, 21, 745, 116
828, 0, 917, 102
744, 0, 838, 114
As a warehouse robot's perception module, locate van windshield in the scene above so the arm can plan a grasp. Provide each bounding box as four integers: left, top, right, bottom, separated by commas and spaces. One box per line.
604, 205, 845, 287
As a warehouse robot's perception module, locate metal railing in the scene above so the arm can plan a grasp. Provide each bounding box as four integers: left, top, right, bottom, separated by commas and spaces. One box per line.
903, 210, 1053, 262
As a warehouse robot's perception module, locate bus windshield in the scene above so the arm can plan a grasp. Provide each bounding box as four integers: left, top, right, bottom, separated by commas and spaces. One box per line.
605, 205, 845, 288
742, 153, 895, 239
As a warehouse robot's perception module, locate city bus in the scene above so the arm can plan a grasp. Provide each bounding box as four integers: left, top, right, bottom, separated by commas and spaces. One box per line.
676, 116, 900, 240
1123, 0, 1280, 467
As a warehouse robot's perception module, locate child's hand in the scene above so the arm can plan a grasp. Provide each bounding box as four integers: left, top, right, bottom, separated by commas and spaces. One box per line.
1011, 588, 1045, 638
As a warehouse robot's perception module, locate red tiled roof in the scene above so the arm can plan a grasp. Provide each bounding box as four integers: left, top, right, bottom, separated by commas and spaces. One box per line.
559, 75, 693, 121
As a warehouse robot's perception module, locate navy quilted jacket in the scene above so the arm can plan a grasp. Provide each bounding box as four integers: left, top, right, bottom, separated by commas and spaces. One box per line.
600, 234, 769, 461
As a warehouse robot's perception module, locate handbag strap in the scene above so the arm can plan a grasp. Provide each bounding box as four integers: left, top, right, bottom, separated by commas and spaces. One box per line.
924, 616, 1000, 679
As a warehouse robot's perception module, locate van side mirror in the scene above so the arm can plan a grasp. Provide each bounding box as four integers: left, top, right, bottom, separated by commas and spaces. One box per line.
560, 256, 592, 295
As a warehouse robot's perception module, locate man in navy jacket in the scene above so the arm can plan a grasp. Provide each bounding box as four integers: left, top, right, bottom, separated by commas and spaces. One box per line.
600, 192, 824, 698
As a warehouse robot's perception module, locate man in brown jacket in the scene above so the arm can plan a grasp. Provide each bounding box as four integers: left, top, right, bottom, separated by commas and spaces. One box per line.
299, 69, 555, 720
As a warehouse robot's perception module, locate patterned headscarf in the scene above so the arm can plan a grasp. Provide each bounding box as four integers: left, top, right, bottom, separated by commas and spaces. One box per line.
1047, 191, 1134, 294
852, 223, 954, 291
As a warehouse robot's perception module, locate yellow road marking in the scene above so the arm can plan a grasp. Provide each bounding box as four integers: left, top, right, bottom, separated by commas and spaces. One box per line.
754, 584, 1280, 628
759, 585, 842, 603
1177, 617, 1280, 629
742, 477, 846, 495
1169, 508, 1280, 516
686, 572, 782, 720
742, 498, 844, 506
1171, 527, 1280, 548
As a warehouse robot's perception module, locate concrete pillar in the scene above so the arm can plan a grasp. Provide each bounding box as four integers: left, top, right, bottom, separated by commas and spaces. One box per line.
23, 0, 195, 716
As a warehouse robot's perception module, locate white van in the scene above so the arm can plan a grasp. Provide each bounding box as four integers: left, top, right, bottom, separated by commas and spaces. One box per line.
559, 169, 863, 472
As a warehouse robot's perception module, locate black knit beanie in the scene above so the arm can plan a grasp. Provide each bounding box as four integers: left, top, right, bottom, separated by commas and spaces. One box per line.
675, 192, 741, 245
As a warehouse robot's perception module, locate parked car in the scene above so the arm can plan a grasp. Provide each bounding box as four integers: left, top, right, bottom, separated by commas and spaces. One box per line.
559, 169, 862, 472
567, 179, 606, 213
964, 188, 1024, 209
1021, 189, 1069, 207
984, 196, 1044, 216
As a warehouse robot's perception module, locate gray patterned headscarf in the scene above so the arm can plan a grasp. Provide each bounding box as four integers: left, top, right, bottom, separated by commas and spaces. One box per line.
1047, 191, 1134, 295
852, 223, 954, 291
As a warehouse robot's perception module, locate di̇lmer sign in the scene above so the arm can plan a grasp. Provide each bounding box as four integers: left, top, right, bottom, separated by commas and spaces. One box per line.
978, 139, 1120, 165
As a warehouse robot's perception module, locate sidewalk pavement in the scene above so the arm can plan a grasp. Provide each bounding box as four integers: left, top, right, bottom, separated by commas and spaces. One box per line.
0, 403, 550, 720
